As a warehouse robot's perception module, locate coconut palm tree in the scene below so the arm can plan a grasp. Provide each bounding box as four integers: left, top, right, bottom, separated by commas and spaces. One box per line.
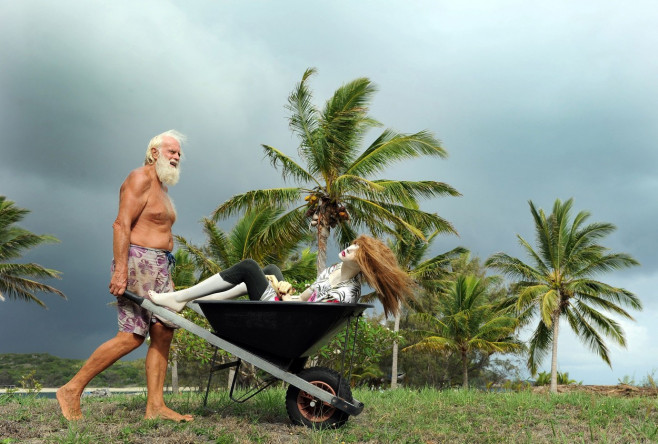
386, 228, 468, 388
485, 198, 640, 393
0, 196, 65, 307
213, 68, 460, 272
402, 274, 521, 388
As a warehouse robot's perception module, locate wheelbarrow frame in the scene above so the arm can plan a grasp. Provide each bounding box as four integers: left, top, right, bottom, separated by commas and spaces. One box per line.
121, 290, 368, 417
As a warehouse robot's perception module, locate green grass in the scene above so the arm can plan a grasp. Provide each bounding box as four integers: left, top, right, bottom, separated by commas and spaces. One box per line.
0, 388, 656, 443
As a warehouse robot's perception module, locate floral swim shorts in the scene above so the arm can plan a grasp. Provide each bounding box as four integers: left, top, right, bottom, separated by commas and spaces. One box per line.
113, 244, 178, 337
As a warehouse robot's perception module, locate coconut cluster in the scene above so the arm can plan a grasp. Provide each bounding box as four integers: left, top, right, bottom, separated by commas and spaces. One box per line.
304, 194, 350, 228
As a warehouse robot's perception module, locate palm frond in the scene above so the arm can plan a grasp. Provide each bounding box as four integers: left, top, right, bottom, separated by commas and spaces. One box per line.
281, 248, 317, 282
573, 292, 635, 319
171, 249, 197, 289
343, 197, 425, 239
573, 252, 640, 277
539, 290, 559, 326
527, 320, 552, 375
469, 338, 521, 354
319, 76, 379, 174
480, 339, 523, 353
516, 235, 550, 275
286, 67, 321, 162
567, 221, 615, 258
229, 208, 277, 261
411, 246, 469, 281
572, 301, 626, 346
0, 230, 60, 261
472, 315, 519, 339
515, 284, 548, 311
485, 252, 541, 281
359, 180, 460, 205
0, 262, 63, 280
528, 200, 555, 268
331, 174, 385, 199
261, 144, 319, 185
0, 271, 65, 307
256, 207, 311, 262
347, 130, 447, 177
565, 307, 612, 366
0, 197, 30, 227
174, 235, 222, 277
353, 198, 457, 237
199, 219, 232, 268
570, 279, 641, 312
402, 336, 457, 354
332, 222, 359, 249
212, 188, 302, 220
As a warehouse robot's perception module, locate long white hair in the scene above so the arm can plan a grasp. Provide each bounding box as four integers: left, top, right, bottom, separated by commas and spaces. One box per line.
144, 130, 186, 166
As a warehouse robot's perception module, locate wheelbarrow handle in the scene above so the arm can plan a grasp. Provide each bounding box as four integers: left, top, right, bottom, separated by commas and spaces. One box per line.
119, 290, 144, 306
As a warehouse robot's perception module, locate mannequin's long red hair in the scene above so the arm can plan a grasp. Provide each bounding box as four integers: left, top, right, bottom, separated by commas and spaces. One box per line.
353, 235, 414, 317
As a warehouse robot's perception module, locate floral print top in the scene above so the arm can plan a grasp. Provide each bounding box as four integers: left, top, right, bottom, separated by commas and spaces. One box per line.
307, 263, 362, 304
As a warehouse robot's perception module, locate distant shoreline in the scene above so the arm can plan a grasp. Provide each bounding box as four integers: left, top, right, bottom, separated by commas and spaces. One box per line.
2, 387, 197, 394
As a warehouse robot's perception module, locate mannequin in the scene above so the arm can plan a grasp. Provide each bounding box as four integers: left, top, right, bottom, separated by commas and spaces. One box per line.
149, 235, 413, 317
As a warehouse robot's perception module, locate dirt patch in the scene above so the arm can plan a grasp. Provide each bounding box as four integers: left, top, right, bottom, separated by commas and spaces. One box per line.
532, 383, 658, 397
0, 420, 22, 438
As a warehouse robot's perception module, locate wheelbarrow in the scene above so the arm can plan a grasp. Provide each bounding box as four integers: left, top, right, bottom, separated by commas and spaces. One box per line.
121, 290, 372, 429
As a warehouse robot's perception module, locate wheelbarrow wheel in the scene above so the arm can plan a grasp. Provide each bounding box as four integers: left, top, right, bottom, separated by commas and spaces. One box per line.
285, 366, 352, 429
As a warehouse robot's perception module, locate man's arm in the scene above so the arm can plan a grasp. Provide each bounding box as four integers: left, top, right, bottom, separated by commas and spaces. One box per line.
109, 170, 150, 296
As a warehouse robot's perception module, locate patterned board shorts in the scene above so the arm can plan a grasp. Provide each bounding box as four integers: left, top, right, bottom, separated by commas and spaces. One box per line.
113, 245, 178, 337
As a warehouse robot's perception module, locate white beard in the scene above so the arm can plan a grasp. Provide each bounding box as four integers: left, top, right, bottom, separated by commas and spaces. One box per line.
155, 155, 180, 186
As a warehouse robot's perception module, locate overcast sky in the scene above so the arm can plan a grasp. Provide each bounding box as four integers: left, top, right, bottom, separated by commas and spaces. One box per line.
1, 0, 656, 385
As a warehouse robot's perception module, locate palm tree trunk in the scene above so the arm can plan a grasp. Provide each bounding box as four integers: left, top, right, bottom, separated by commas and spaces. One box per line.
441, 360, 448, 388
390, 312, 400, 389
461, 349, 468, 389
550, 310, 560, 394
227, 367, 236, 390
171, 359, 179, 394
316, 217, 330, 273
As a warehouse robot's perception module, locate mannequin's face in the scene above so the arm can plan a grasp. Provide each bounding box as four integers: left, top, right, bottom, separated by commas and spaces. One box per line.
339, 244, 359, 263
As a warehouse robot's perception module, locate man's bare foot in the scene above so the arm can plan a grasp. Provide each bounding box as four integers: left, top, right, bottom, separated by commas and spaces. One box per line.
56, 385, 83, 420
145, 405, 193, 422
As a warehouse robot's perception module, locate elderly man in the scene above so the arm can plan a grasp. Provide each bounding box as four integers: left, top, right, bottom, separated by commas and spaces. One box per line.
57, 130, 192, 422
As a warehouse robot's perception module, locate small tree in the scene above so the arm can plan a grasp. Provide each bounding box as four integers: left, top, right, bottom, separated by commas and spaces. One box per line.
386, 228, 467, 388
403, 275, 521, 388
310, 316, 401, 387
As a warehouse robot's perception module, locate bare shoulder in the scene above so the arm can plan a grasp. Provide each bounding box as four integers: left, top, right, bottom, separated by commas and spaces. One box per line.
121, 166, 154, 193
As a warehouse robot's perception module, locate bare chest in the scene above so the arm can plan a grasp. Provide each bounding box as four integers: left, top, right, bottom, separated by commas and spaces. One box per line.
143, 186, 176, 225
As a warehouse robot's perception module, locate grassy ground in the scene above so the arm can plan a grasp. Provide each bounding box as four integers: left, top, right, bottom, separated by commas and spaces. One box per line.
1, 387, 657, 443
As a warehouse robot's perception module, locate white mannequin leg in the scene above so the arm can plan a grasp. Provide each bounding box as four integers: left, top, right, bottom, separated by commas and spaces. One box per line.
148, 274, 237, 312
195, 283, 248, 302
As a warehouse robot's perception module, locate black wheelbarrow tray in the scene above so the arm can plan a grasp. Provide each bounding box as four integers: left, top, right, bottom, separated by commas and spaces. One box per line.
122, 290, 372, 429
